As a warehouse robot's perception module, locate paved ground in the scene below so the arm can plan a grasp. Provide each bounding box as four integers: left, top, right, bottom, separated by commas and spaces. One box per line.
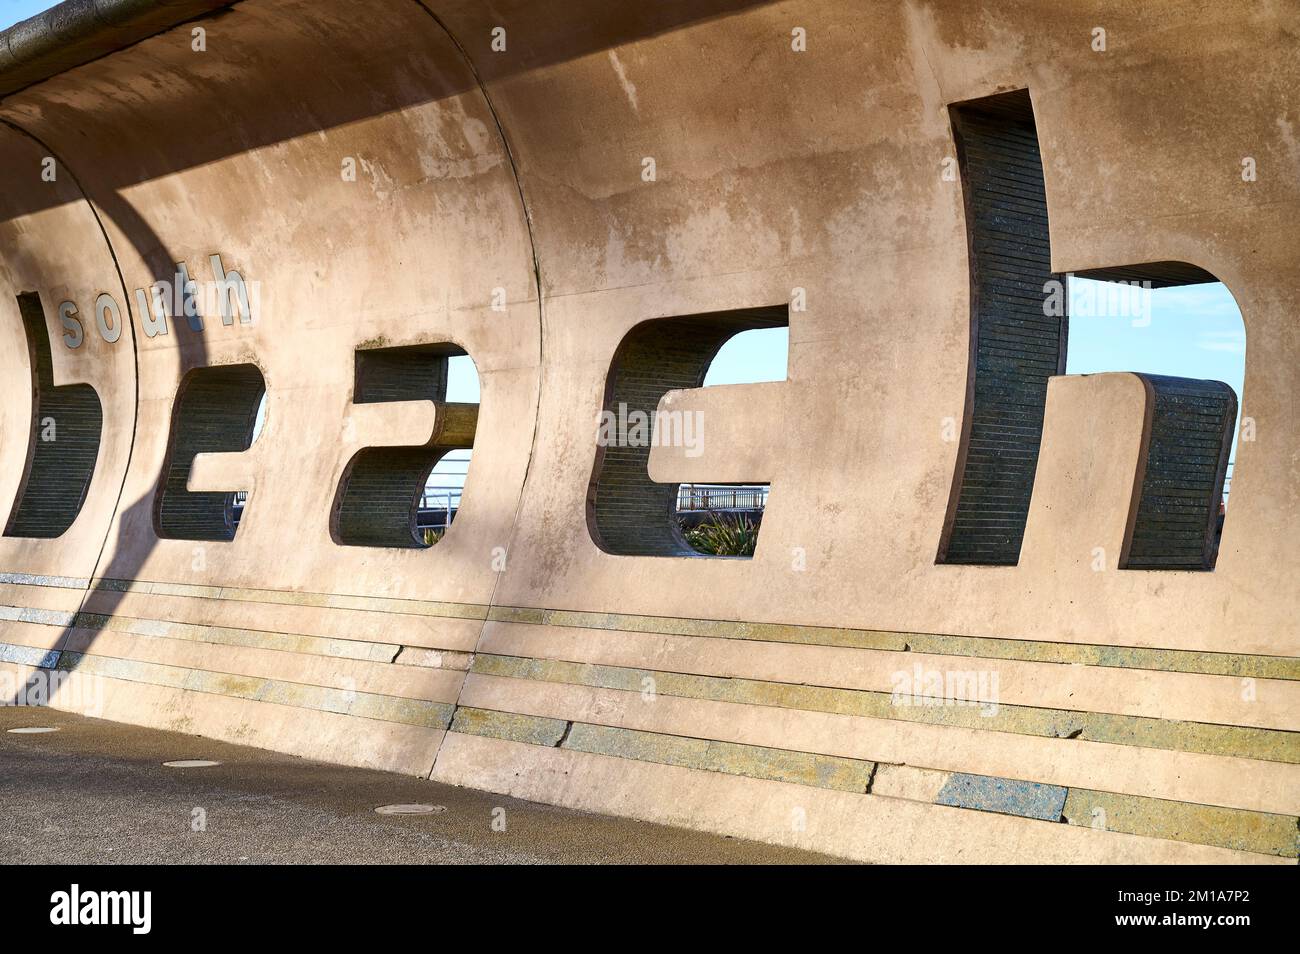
0, 707, 842, 864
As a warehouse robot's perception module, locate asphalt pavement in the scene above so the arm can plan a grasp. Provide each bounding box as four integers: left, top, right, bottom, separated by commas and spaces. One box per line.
0, 707, 841, 864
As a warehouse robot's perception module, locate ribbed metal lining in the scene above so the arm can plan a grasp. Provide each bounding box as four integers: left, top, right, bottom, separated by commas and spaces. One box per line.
589, 307, 786, 557
1125, 374, 1236, 570
154, 362, 263, 541
941, 91, 1066, 566
4, 292, 103, 538
333, 343, 472, 549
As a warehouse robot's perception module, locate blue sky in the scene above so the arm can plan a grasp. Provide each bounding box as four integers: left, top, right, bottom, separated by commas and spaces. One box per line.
1064, 279, 1244, 393
703, 279, 1244, 393
1, 1, 50, 29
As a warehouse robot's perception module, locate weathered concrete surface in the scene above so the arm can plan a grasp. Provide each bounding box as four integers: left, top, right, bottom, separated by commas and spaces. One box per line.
0, 707, 840, 864
0, 0, 1296, 863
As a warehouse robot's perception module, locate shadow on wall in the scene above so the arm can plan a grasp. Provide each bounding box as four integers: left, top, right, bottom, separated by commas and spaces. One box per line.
2, 124, 211, 708
0, 0, 530, 711
0, 0, 785, 225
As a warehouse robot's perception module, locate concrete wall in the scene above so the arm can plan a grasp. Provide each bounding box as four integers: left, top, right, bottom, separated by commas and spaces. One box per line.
0, 0, 1295, 863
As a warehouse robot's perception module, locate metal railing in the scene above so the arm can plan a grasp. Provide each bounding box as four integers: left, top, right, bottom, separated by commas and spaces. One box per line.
421, 451, 471, 530
676, 484, 769, 512
1221, 460, 1234, 512
230, 449, 473, 532
417, 486, 463, 531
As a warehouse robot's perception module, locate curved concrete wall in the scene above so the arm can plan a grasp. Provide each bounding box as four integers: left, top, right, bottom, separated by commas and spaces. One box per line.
0, 0, 1295, 863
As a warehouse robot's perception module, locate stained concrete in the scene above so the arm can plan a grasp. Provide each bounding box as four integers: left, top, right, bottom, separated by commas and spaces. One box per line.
936, 773, 1067, 822
0, 707, 842, 865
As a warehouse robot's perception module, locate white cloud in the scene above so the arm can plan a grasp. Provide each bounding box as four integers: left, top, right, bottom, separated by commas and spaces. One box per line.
1195, 330, 1245, 354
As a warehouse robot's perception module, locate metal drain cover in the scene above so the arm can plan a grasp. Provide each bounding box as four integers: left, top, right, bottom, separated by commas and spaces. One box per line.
6, 726, 60, 734
163, 759, 221, 768
375, 803, 446, 815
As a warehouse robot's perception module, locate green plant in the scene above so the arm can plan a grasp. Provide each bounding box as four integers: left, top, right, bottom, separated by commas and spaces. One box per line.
421, 527, 444, 546
682, 513, 758, 557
